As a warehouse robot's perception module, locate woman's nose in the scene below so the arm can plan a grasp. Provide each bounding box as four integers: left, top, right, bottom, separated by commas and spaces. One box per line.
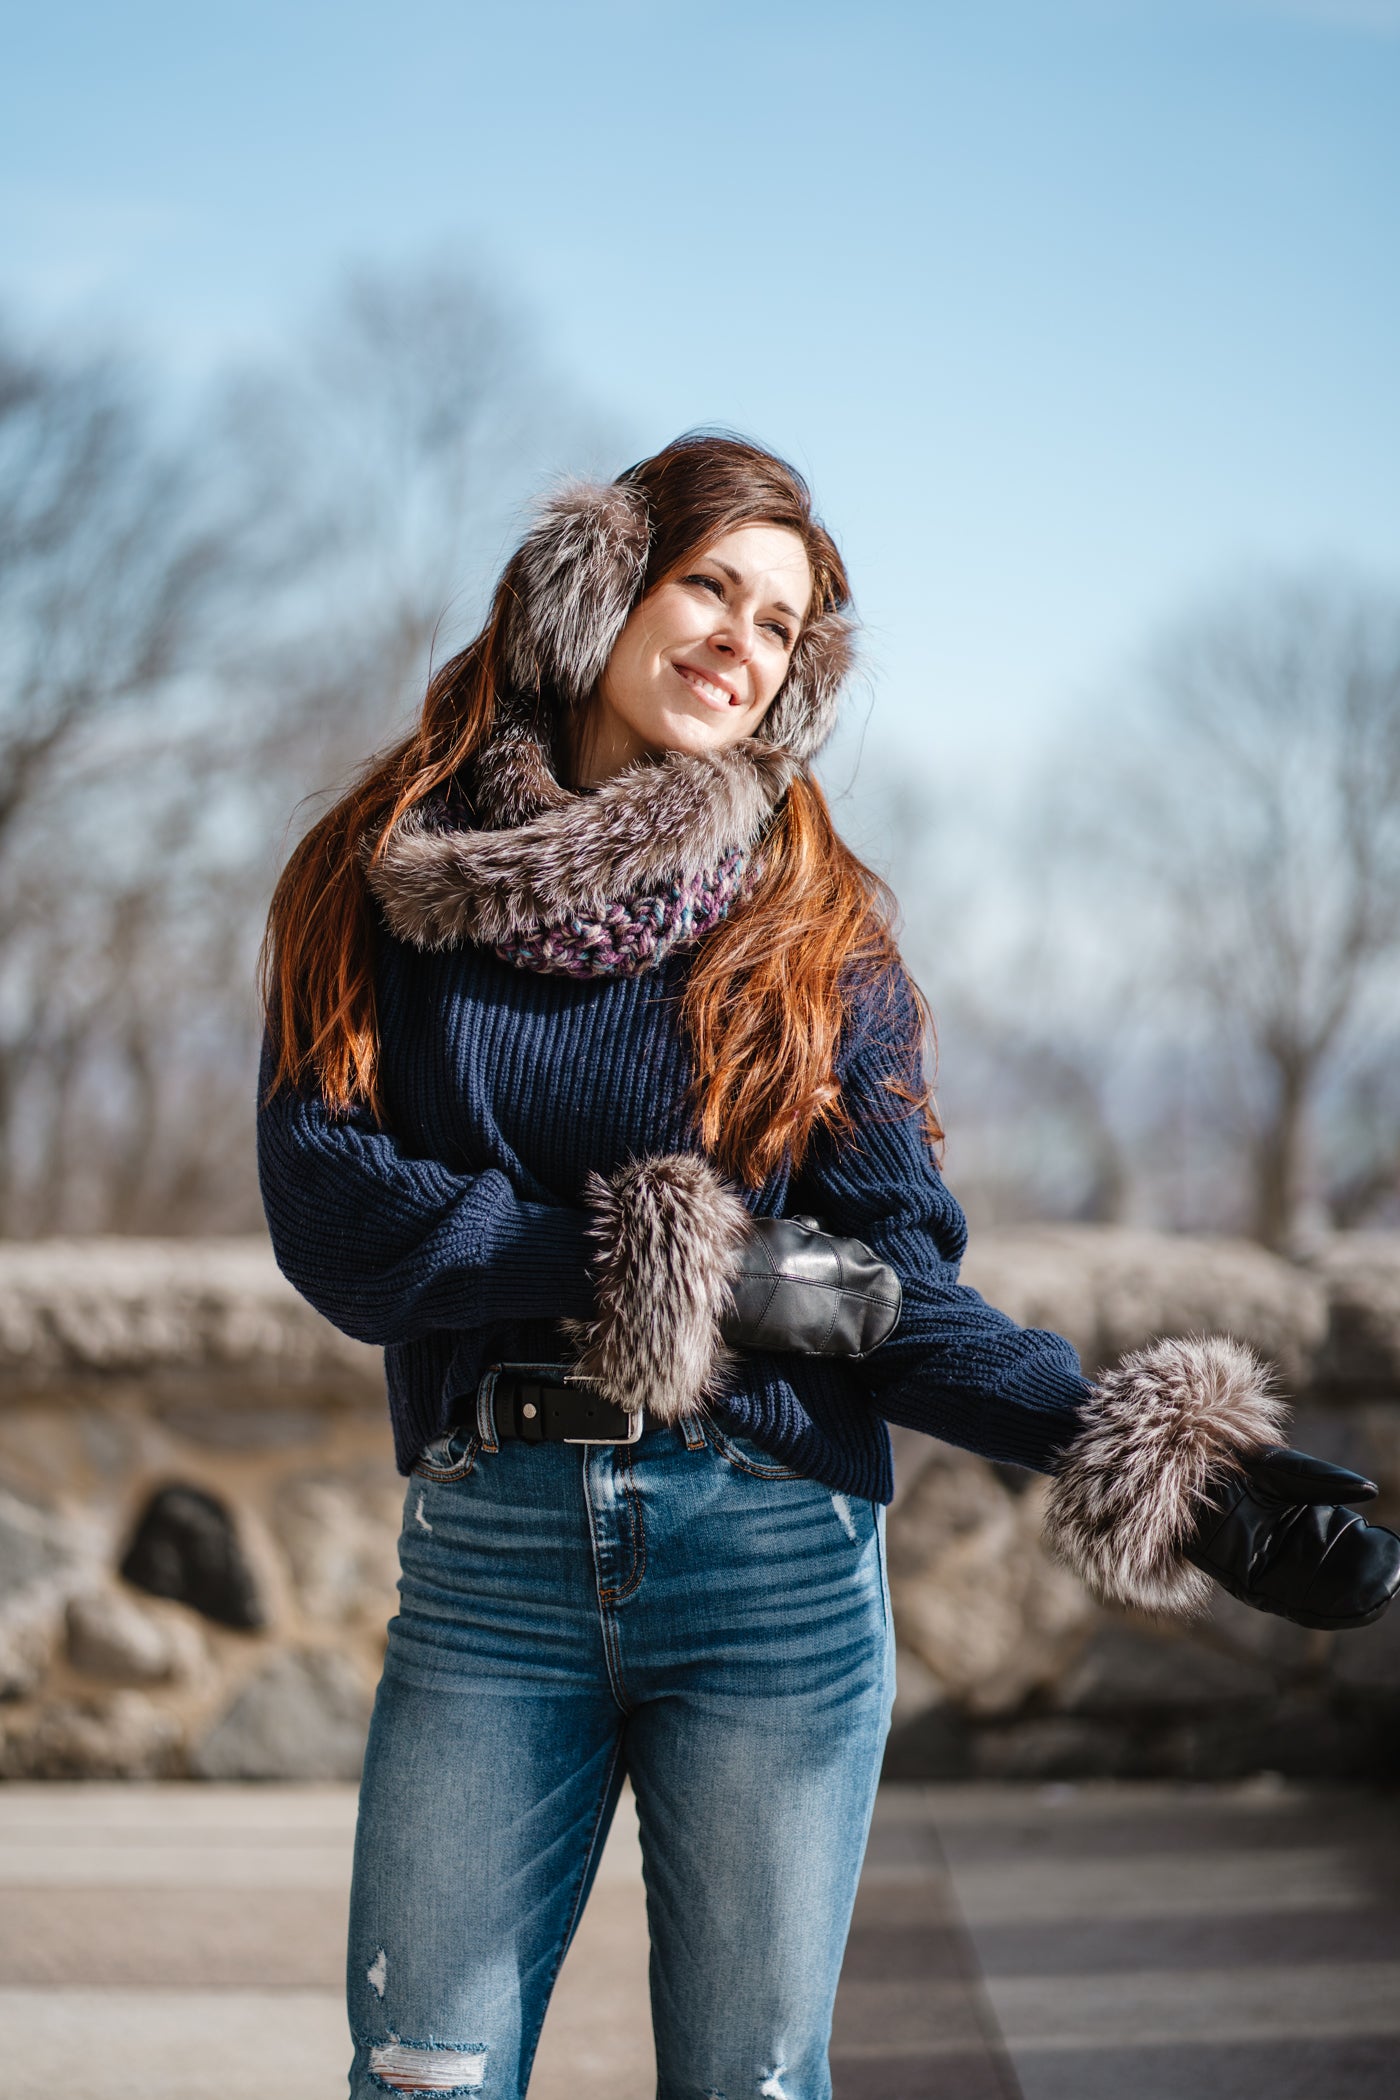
711, 612, 756, 661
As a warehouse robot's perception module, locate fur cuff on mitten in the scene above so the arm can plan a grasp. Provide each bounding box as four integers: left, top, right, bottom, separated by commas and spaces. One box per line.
561, 1154, 751, 1423
1043, 1335, 1287, 1616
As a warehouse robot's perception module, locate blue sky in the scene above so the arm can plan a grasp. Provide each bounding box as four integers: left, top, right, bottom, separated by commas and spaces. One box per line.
3, 0, 1397, 779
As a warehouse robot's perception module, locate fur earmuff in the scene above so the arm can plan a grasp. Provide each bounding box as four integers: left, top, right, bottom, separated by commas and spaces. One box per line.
1043, 1334, 1287, 1616
499, 475, 854, 761
762, 609, 857, 762
560, 1153, 752, 1423
502, 480, 651, 708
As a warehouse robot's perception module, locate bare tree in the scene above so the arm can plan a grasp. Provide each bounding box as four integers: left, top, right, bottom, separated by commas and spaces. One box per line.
847, 580, 1400, 1245
1083, 576, 1400, 1249
225, 259, 622, 792
0, 319, 242, 1230
839, 755, 1136, 1230
0, 263, 622, 1236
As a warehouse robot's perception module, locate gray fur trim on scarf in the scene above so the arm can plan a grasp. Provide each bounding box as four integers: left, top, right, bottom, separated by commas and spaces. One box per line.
1043, 1334, 1287, 1616
561, 1153, 752, 1423
501, 477, 857, 764
367, 689, 796, 953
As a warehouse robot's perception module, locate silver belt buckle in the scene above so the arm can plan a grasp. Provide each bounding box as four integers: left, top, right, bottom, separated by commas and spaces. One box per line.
564, 1404, 644, 1446
479, 1362, 644, 1445
558, 1366, 644, 1445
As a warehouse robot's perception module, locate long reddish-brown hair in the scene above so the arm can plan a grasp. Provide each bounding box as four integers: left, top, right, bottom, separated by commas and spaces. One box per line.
261, 434, 940, 1185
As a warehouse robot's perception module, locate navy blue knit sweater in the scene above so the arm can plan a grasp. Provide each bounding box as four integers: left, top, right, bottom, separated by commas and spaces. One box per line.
257, 930, 1091, 1502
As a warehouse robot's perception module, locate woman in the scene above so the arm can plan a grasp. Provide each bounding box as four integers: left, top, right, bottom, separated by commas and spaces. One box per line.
258, 433, 1397, 2100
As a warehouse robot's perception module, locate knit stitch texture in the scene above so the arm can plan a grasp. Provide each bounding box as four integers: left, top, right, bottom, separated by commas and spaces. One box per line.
257, 935, 1092, 1499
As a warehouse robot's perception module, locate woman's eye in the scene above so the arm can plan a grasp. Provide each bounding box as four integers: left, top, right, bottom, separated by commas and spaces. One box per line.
766, 623, 793, 647
684, 573, 724, 597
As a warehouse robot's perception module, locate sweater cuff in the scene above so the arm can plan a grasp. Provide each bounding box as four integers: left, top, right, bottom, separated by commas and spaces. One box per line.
990, 1354, 1097, 1475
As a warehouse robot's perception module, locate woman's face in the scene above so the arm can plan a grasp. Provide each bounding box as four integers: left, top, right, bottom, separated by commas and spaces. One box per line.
575, 523, 813, 783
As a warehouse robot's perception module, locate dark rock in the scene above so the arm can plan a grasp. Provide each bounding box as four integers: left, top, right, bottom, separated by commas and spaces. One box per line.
1055, 1628, 1276, 1715
972, 1717, 1141, 1781
882, 1700, 973, 1781
1329, 1595, 1400, 1690
190, 1649, 370, 1780
120, 1483, 265, 1629
1204, 1587, 1320, 1672
1171, 1695, 1396, 1781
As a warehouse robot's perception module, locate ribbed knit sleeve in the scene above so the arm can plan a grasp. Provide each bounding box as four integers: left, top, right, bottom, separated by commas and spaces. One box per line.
255, 1042, 596, 1347
793, 969, 1092, 1475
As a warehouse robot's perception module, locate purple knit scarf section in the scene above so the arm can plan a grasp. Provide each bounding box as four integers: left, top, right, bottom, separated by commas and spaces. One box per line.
493, 844, 753, 978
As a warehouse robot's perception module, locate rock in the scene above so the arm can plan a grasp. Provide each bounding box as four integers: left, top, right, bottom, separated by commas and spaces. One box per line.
0, 1486, 70, 1593
0, 1690, 181, 1778
1171, 1695, 1394, 1781
883, 1698, 973, 1781
0, 1486, 100, 1696
65, 1589, 204, 1685
0, 1614, 55, 1701
272, 1469, 403, 1626
1055, 1627, 1276, 1715
961, 1225, 1325, 1387
158, 1405, 326, 1449
190, 1649, 370, 1781
120, 1483, 265, 1629
0, 1237, 380, 1391
886, 1446, 1092, 1714
889, 1643, 945, 1732
1328, 1596, 1400, 1691
1352, 1403, 1400, 1507
1203, 1585, 1320, 1671
971, 1717, 1139, 1781
1310, 1236, 1400, 1390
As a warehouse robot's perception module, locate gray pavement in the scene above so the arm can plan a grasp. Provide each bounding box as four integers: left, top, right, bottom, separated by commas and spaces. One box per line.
0, 1781, 1396, 2098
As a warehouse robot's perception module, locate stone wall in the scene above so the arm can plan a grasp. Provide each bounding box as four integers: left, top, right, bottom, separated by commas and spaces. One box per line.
0, 1229, 1396, 1781
886, 1227, 1400, 1780
0, 1241, 387, 1780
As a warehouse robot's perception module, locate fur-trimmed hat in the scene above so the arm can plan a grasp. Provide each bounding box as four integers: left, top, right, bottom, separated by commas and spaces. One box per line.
499, 478, 855, 764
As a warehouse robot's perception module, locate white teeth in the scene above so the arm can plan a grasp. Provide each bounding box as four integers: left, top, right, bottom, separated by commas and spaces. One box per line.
682, 667, 729, 704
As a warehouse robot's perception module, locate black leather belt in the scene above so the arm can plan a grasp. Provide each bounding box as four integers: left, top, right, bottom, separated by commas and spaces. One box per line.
485, 1364, 644, 1445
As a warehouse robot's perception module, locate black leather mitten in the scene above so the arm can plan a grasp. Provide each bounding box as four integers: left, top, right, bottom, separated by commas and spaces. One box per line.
1185, 1445, 1400, 1630
721, 1215, 901, 1359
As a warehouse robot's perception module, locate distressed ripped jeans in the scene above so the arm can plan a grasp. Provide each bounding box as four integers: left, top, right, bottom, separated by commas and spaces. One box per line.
346, 1387, 895, 2100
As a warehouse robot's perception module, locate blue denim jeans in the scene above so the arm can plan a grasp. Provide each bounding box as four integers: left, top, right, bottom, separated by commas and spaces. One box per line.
346, 1369, 896, 2100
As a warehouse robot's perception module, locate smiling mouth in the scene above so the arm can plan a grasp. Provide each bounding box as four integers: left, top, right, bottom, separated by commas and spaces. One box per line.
673, 662, 740, 709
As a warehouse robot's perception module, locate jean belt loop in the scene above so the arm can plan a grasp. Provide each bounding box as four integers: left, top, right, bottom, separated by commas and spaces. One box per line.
682, 1411, 707, 1453
477, 1367, 501, 1453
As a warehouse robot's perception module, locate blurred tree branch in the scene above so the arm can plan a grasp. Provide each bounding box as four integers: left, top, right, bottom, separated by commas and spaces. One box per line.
0, 264, 622, 1235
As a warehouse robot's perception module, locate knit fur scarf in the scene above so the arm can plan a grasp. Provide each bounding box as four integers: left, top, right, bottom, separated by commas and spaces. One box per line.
368, 690, 798, 974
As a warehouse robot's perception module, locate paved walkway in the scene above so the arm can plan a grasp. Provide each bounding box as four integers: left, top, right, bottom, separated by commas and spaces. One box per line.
1, 1781, 1396, 2098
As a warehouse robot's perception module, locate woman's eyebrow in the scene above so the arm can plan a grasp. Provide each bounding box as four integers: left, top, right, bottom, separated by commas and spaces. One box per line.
707, 557, 801, 622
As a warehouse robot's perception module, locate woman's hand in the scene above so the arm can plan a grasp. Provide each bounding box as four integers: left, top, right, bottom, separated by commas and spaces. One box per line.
721, 1214, 902, 1359
1185, 1446, 1400, 1630
565, 1164, 900, 1425
1045, 1334, 1400, 1625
